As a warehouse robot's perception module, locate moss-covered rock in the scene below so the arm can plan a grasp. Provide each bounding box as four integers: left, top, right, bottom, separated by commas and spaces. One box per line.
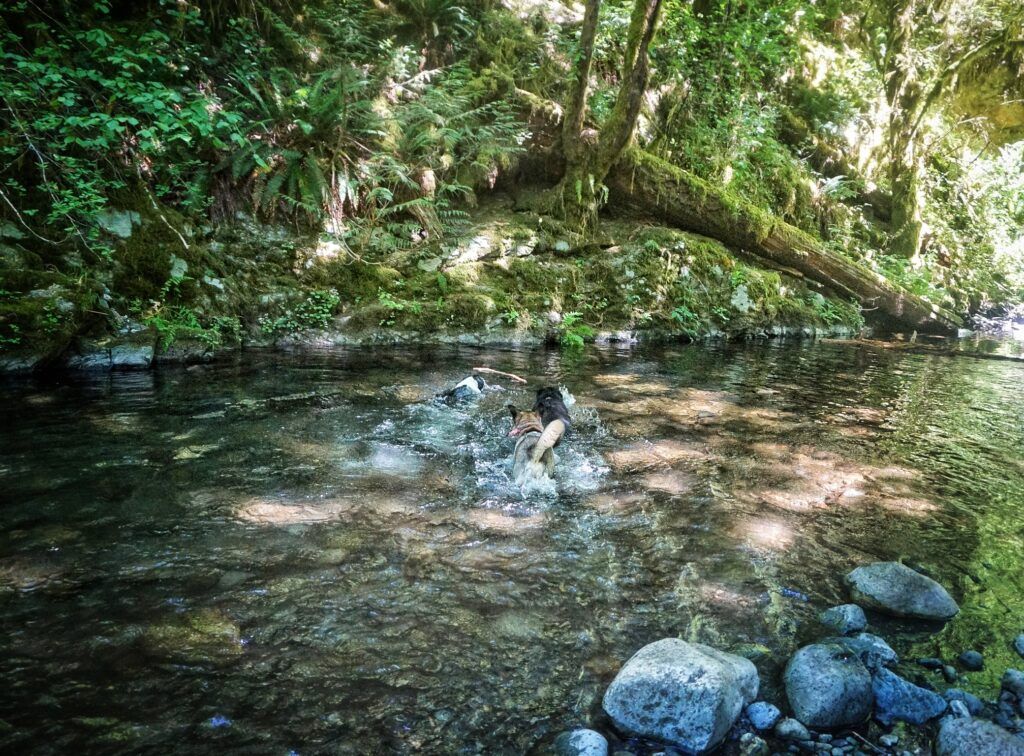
139, 609, 242, 665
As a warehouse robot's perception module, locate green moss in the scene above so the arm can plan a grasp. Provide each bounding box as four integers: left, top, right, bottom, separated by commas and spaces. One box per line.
140, 609, 242, 665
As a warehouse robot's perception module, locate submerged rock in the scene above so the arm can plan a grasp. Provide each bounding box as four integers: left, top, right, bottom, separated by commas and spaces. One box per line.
845, 562, 959, 620
829, 632, 898, 671
552, 728, 608, 756
140, 609, 242, 665
602, 638, 758, 753
936, 717, 1024, 756
774, 717, 811, 741
745, 701, 781, 731
872, 667, 947, 725
819, 604, 867, 635
943, 689, 985, 716
1003, 669, 1024, 698
784, 643, 873, 728
738, 732, 769, 756
959, 650, 984, 671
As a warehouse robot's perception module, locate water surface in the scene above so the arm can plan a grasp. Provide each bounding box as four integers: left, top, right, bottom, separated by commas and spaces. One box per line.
2, 342, 1023, 753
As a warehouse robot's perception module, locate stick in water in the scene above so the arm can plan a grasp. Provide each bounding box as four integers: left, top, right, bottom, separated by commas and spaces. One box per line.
472, 367, 528, 384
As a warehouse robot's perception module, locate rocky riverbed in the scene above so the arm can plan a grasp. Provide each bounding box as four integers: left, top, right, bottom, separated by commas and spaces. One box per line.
546, 561, 1024, 755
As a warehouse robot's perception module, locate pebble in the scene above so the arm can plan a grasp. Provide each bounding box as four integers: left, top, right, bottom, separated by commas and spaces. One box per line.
739, 732, 770, 756
879, 733, 898, 747
958, 650, 984, 671
917, 657, 944, 670
948, 699, 971, 718
747, 701, 782, 731
943, 665, 959, 683
775, 717, 811, 742
943, 688, 984, 716
818, 733, 833, 743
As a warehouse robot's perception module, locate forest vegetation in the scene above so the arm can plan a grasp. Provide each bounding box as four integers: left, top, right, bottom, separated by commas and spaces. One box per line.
1, 0, 1022, 365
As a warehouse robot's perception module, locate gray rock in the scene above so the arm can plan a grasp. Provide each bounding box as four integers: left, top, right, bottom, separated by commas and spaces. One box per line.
819, 604, 867, 635
1014, 635, 1024, 660
110, 344, 153, 369
936, 716, 1024, 756
739, 732, 769, 756
0, 221, 25, 239
872, 667, 947, 725
602, 638, 759, 753
944, 665, 960, 683
845, 562, 959, 620
774, 717, 811, 741
169, 253, 188, 279
66, 347, 111, 370
784, 643, 873, 728
943, 688, 985, 716
879, 734, 899, 747
97, 208, 140, 238
828, 633, 899, 672
959, 650, 984, 671
552, 728, 608, 756
948, 700, 971, 719
918, 657, 946, 670
1003, 670, 1024, 698
746, 701, 782, 731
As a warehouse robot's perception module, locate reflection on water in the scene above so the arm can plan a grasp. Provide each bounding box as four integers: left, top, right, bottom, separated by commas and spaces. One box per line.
1, 342, 1023, 753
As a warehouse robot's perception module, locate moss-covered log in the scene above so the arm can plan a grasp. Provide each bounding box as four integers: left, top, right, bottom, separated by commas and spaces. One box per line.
609, 148, 962, 334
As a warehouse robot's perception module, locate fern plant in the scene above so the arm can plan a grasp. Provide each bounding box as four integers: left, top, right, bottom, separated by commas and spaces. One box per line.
222, 67, 376, 223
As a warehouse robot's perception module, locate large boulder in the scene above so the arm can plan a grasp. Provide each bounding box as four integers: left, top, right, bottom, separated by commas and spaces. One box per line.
872, 668, 947, 725
845, 562, 958, 620
936, 717, 1024, 755
602, 638, 759, 753
784, 643, 873, 728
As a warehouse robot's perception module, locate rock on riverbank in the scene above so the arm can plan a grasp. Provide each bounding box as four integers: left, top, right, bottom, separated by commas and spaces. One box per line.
602, 638, 758, 752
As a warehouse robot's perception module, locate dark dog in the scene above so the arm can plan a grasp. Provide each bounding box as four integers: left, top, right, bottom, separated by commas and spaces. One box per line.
532, 386, 571, 443
506, 387, 571, 485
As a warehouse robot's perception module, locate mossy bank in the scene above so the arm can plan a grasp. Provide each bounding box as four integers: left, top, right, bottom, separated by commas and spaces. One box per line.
0, 197, 864, 373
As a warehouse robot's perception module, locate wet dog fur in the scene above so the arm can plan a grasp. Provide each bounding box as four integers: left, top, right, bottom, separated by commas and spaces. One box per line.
507, 407, 555, 485
506, 387, 571, 485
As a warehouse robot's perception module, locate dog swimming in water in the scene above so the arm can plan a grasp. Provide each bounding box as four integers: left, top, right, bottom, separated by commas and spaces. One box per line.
436, 374, 486, 403
507, 386, 571, 486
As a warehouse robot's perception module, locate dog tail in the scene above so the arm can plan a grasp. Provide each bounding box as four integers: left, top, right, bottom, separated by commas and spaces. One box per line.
530, 419, 566, 463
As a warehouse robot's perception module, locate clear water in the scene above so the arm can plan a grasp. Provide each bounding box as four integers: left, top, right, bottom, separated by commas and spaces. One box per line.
1, 342, 1023, 754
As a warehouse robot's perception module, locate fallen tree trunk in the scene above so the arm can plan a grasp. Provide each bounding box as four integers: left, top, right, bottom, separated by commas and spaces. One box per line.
609, 148, 962, 334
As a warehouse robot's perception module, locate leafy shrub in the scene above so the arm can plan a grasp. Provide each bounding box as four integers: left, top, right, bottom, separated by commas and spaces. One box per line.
258, 289, 341, 336
558, 311, 595, 348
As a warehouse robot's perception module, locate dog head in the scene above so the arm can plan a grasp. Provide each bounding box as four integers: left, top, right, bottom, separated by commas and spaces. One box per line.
535, 386, 562, 404
507, 405, 544, 437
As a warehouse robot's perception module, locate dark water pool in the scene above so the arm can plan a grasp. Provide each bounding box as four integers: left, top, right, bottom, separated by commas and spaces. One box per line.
1, 342, 1022, 753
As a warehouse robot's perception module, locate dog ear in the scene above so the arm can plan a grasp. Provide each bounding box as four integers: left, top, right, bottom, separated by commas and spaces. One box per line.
507, 404, 519, 420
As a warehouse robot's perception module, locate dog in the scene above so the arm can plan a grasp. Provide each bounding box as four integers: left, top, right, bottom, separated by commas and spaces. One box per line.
436, 374, 486, 403
506, 387, 571, 485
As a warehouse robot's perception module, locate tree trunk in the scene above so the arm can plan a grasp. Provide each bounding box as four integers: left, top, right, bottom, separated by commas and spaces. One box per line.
888, 128, 925, 260
608, 147, 962, 333
554, 0, 663, 232
884, 0, 927, 259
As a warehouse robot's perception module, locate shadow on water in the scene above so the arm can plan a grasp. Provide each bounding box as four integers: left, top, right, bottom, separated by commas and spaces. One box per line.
0, 341, 1022, 753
